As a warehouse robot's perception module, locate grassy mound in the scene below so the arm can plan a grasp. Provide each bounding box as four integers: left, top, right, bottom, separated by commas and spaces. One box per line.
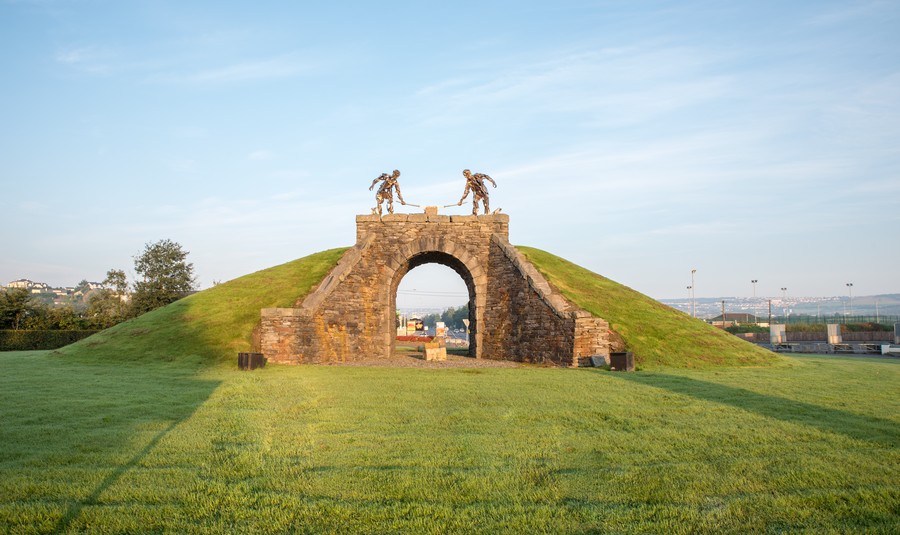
58, 244, 775, 369
518, 246, 779, 368
59, 248, 348, 365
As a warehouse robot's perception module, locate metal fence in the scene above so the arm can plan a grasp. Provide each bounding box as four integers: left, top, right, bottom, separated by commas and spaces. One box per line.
736, 332, 894, 343
765, 315, 899, 326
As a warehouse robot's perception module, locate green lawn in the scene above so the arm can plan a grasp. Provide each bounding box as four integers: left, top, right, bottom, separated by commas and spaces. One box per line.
1, 352, 897, 533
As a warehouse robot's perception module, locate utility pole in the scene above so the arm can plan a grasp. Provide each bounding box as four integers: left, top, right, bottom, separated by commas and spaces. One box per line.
751, 279, 758, 324
781, 287, 788, 323
721, 300, 726, 328
691, 269, 697, 318
848, 282, 854, 317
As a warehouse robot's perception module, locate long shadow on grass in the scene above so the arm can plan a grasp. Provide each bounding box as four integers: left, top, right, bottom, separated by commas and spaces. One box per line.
39, 366, 220, 533
612, 373, 899, 447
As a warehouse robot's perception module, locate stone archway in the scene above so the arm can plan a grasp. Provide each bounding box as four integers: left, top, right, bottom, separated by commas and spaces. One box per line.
259, 213, 610, 366
389, 250, 479, 358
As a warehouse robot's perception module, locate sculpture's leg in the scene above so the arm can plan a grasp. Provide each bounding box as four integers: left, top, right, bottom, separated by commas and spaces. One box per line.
483, 197, 490, 215
387, 197, 394, 214
472, 200, 478, 215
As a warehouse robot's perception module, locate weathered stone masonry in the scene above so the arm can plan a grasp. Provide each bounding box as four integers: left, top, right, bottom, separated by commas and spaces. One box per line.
259, 214, 609, 366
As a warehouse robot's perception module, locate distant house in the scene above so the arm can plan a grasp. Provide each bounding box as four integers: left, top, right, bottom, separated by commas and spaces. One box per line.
709, 312, 759, 327
30, 282, 51, 294
6, 279, 33, 289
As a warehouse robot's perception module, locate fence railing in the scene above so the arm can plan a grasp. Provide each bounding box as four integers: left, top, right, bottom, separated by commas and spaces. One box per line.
764, 315, 900, 325
736, 332, 894, 343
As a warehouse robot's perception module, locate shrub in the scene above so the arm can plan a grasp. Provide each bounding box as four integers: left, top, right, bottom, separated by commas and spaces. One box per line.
0, 330, 99, 351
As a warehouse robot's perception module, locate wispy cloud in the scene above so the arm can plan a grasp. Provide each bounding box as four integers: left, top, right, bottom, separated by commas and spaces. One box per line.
55, 45, 115, 74
411, 44, 733, 127
176, 53, 313, 84
248, 149, 275, 161
55, 41, 315, 85
806, 0, 890, 26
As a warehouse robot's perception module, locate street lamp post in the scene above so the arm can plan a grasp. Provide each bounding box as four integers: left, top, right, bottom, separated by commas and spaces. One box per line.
686, 286, 692, 316
751, 279, 758, 324
691, 269, 697, 318
848, 283, 854, 311
781, 287, 788, 323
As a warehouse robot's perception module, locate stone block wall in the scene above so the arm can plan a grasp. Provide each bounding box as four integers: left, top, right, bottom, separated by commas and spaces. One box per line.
482, 235, 609, 366
259, 213, 609, 365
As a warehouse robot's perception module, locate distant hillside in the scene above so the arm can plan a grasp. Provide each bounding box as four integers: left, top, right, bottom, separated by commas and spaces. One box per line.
518, 247, 779, 368
59, 245, 778, 369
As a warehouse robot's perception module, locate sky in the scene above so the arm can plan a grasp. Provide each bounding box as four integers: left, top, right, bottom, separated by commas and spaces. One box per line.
2, 0, 899, 308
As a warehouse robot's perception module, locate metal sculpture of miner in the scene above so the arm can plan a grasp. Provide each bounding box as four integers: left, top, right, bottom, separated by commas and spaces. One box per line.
370, 169, 405, 215
457, 169, 496, 215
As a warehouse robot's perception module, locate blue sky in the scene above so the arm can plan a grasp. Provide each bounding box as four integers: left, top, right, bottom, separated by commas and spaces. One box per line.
2, 1, 899, 307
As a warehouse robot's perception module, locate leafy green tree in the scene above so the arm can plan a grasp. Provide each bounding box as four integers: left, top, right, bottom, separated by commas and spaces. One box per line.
0, 288, 33, 330
86, 269, 133, 329
23, 304, 87, 330
421, 312, 441, 329
131, 239, 197, 314
440, 304, 469, 329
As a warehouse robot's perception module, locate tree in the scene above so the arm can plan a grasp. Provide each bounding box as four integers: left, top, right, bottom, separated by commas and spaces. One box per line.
441, 304, 469, 329
86, 269, 133, 328
0, 288, 33, 329
23, 304, 87, 330
131, 239, 197, 314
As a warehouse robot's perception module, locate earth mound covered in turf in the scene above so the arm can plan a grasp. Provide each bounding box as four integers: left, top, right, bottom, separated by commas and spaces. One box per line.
518, 247, 778, 368
59, 248, 348, 365
60, 246, 777, 368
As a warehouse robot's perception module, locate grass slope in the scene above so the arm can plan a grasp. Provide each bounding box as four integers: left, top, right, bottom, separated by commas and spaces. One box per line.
60, 248, 348, 364
1, 353, 897, 533
517, 246, 778, 368
62, 244, 773, 369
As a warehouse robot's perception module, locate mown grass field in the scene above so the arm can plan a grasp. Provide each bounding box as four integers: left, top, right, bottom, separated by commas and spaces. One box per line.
1, 351, 897, 533
1, 247, 896, 532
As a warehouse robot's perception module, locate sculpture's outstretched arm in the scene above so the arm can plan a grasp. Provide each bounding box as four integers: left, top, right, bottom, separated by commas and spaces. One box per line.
395, 183, 405, 204
485, 174, 497, 188
458, 183, 471, 205
370, 173, 388, 191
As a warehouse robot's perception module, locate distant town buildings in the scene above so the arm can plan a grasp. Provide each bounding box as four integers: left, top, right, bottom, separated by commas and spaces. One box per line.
2, 278, 107, 306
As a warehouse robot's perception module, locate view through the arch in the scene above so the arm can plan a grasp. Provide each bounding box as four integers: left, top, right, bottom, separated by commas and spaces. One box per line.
395, 263, 470, 347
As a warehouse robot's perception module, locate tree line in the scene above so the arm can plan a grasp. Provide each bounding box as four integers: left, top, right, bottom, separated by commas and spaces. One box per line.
0, 239, 197, 331
420, 303, 469, 330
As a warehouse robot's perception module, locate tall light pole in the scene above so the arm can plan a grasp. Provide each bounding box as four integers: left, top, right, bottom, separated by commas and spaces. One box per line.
781, 287, 788, 323
848, 282, 854, 314
751, 279, 759, 324
691, 269, 697, 318
686, 286, 692, 316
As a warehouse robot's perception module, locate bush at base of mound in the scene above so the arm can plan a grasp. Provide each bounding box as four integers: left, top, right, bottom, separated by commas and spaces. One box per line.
58, 248, 348, 365
517, 246, 779, 369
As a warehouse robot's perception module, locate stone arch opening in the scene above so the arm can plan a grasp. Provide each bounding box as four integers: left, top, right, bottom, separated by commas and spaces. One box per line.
389, 251, 477, 357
